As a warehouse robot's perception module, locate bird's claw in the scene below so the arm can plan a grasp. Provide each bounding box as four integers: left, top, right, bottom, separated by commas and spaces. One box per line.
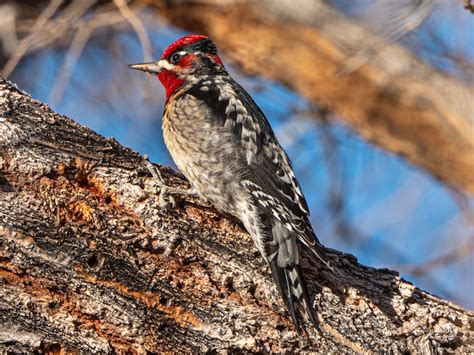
144, 155, 165, 184
158, 185, 176, 209
143, 156, 196, 209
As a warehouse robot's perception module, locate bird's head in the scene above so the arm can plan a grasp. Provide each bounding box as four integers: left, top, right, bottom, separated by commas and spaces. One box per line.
128, 34, 224, 100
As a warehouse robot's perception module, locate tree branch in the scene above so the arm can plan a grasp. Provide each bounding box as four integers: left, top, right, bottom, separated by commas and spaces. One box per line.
0, 78, 472, 352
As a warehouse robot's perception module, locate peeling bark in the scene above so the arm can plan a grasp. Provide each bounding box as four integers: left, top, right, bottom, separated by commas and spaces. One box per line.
0, 78, 472, 353
152, 0, 474, 195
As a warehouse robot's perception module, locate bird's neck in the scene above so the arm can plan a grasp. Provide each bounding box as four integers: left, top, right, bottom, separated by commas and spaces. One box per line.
157, 70, 185, 102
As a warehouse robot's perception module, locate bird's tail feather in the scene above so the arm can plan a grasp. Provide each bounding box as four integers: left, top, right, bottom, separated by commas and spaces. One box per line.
299, 237, 334, 271
269, 260, 318, 332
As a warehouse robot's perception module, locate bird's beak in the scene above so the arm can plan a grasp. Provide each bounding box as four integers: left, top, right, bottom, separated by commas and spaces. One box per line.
127, 61, 162, 74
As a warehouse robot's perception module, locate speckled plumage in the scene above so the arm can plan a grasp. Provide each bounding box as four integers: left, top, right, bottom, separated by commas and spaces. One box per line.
130, 35, 330, 331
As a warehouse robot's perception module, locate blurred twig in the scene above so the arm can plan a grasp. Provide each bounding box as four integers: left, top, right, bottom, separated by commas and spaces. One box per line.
6, 0, 150, 107
113, 0, 154, 101
401, 239, 474, 276
49, 25, 92, 107
318, 119, 352, 242
114, 0, 152, 63
449, 189, 474, 226
0, 3, 19, 56
1, 0, 150, 82
1, 0, 62, 77
338, 0, 434, 75
464, 0, 474, 13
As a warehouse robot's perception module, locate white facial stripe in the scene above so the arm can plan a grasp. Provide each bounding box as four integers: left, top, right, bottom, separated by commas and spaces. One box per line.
157, 59, 174, 71
178, 51, 187, 55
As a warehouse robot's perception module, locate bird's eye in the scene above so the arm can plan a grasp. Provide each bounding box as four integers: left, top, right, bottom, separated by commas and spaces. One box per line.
170, 53, 182, 64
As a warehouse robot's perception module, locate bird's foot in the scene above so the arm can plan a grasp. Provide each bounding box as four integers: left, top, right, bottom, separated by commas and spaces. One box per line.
143, 156, 197, 208
155, 184, 197, 208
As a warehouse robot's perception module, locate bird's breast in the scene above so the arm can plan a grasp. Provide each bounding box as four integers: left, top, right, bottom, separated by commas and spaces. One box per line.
162, 94, 247, 214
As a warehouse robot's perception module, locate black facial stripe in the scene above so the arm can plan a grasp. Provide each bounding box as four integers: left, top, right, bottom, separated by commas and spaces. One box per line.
181, 38, 218, 56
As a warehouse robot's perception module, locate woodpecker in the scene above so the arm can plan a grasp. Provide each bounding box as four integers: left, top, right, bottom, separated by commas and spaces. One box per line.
128, 34, 330, 332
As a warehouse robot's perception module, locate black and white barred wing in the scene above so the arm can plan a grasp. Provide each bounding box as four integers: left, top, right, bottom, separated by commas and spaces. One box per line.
242, 143, 328, 266
187, 75, 327, 263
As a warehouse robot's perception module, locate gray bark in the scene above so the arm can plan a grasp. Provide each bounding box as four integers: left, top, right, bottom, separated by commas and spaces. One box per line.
0, 77, 472, 353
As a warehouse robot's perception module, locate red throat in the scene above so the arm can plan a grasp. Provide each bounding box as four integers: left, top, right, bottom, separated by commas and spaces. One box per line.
157, 70, 184, 101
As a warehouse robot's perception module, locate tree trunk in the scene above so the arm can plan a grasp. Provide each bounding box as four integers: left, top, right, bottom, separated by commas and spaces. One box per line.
153, 0, 474, 195
0, 78, 472, 353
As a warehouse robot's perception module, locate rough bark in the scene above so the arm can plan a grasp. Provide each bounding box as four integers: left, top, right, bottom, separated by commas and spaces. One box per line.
0, 78, 472, 353
152, 0, 474, 195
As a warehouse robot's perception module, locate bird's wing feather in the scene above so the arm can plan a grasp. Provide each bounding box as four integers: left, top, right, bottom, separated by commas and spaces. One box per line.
186, 77, 325, 255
